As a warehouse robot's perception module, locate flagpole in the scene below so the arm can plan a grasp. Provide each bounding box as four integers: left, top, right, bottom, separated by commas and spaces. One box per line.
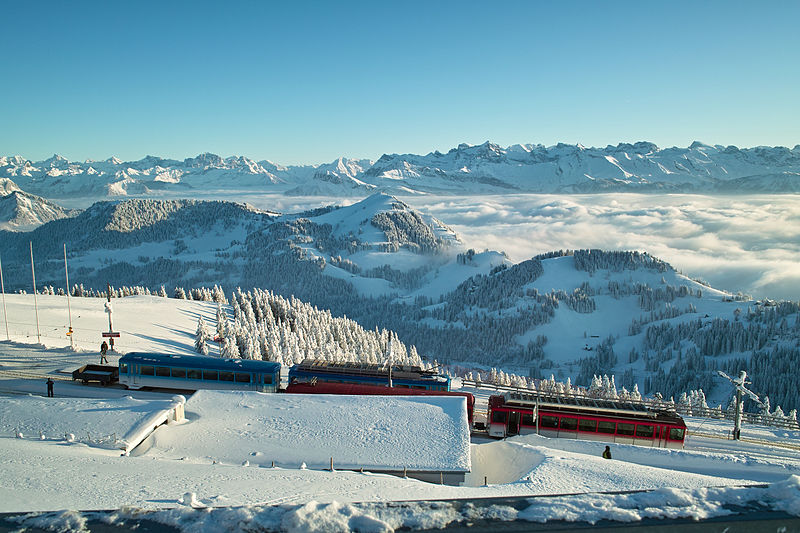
30, 241, 41, 344
0, 254, 9, 341
64, 243, 74, 349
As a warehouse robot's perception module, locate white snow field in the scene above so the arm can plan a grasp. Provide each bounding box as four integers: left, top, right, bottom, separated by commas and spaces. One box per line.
1, 293, 799, 531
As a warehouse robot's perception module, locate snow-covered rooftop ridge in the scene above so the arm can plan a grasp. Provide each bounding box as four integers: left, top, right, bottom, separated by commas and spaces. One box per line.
151, 390, 471, 472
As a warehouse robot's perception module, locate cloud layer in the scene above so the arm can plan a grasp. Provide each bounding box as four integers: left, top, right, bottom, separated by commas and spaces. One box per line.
407, 194, 800, 301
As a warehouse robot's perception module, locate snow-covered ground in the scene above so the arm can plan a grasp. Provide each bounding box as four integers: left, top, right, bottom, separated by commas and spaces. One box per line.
1, 294, 799, 531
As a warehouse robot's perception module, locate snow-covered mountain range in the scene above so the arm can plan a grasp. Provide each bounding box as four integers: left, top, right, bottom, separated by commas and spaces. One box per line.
2, 141, 799, 198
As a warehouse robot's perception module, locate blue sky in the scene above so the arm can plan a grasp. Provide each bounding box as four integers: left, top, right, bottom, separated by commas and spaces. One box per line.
2, 1, 798, 164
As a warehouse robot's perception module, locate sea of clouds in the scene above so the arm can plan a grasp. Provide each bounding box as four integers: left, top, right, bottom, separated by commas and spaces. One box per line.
405, 194, 800, 302
175, 192, 800, 303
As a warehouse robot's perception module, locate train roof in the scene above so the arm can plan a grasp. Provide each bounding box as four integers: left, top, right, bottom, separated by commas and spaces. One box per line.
285, 381, 473, 405
291, 358, 449, 382
497, 391, 685, 425
119, 352, 281, 373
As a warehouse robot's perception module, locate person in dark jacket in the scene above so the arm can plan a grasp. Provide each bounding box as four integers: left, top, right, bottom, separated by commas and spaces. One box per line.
46, 377, 54, 397
100, 341, 109, 364
602, 445, 612, 459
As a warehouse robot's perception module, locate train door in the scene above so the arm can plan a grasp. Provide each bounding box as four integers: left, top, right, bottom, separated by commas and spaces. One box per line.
507, 411, 520, 436
133, 365, 140, 386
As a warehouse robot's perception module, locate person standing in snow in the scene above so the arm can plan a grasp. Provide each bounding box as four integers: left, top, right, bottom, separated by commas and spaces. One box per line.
100, 341, 109, 364
602, 445, 612, 459
46, 377, 54, 397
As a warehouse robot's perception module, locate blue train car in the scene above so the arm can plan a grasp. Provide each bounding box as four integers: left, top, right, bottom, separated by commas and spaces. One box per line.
118, 352, 281, 392
288, 359, 451, 391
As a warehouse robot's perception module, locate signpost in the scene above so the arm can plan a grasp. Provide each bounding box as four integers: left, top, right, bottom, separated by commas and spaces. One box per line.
102, 332, 120, 338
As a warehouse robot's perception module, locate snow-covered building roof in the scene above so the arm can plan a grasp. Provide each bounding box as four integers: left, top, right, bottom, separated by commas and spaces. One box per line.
148, 390, 471, 481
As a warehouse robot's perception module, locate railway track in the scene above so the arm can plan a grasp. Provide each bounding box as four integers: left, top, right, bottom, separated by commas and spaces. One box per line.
0, 368, 71, 381
689, 428, 800, 452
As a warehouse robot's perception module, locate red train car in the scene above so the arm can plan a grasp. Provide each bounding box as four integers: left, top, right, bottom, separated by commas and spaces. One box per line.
285, 381, 475, 426
487, 391, 686, 448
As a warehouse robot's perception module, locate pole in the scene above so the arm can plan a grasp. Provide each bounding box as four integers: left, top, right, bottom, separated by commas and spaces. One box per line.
733, 370, 746, 440
0, 255, 9, 340
387, 331, 393, 388
30, 242, 41, 343
64, 244, 73, 349
106, 283, 114, 352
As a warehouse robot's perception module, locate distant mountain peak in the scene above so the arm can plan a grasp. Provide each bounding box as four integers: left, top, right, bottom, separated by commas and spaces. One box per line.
3, 141, 800, 198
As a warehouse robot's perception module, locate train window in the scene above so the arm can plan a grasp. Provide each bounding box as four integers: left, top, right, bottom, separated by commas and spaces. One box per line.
579, 419, 597, 432
597, 421, 615, 434
521, 413, 535, 426
119, 363, 128, 373
539, 415, 559, 429
172, 368, 186, 379
156, 367, 170, 377
187, 369, 201, 380
219, 371, 235, 382
235, 373, 251, 383
263, 374, 273, 385
141, 366, 155, 376
669, 428, 685, 441
616, 423, 635, 436
560, 417, 578, 431
635, 424, 654, 438
202, 370, 218, 380
491, 411, 507, 424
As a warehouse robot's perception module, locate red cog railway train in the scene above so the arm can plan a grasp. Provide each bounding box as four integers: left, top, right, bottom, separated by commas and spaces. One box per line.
487, 391, 686, 448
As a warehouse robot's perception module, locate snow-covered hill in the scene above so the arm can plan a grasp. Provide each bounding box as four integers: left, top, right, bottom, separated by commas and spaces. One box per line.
3, 141, 800, 199
0, 178, 78, 231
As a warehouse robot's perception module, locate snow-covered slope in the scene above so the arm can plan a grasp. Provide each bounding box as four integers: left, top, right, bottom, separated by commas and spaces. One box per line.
3, 142, 800, 199
0, 178, 78, 231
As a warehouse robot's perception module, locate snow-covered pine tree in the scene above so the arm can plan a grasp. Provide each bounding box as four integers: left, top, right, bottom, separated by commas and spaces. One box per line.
195, 317, 210, 356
